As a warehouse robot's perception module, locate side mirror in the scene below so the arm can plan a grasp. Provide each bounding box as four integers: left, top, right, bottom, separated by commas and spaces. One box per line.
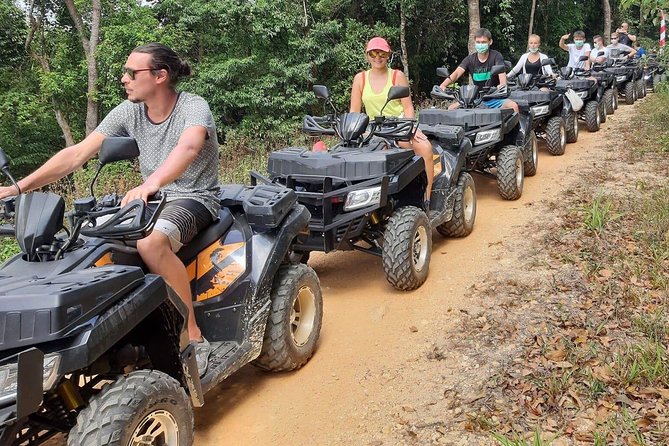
0, 148, 10, 171
490, 64, 506, 77
597, 51, 605, 56
541, 58, 555, 66
386, 85, 410, 101
313, 85, 331, 100
99, 137, 140, 166
436, 67, 450, 78
579, 55, 589, 62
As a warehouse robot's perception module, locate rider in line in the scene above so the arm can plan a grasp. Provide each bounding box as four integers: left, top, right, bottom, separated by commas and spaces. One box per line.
349, 37, 435, 211
0, 43, 219, 375
508, 34, 555, 90
608, 32, 637, 58
439, 28, 519, 112
560, 30, 592, 70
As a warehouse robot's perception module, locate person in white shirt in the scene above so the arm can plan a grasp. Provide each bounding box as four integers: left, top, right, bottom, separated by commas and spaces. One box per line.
559, 30, 591, 70
509, 34, 555, 78
590, 35, 609, 64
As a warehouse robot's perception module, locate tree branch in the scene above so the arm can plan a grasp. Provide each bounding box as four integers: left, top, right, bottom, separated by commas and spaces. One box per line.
63, 0, 91, 56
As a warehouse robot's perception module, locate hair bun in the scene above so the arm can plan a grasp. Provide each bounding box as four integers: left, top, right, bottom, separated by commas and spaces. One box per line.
178, 61, 192, 77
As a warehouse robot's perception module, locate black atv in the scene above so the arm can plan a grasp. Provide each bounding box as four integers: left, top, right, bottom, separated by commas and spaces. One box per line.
605, 49, 643, 105
590, 56, 618, 118
508, 59, 572, 156
258, 84, 476, 291
0, 138, 323, 446
555, 61, 602, 133
429, 65, 527, 200
644, 55, 667, 91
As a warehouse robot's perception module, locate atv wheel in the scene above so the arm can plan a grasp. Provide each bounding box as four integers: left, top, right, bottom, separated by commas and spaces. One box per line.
604, 89, 615, 115
68, 370, 193, 446
496, 145, 524, 200
521, 132, 538, 176
254, 264, 323, 371
584, 101, 600, 132
382, 206, 432, 291
624, 81, 636, 105
653, 75, 661, 91
565, 111, 579, 143
612, 88, 619, 110
598, 97, 607, 123
640, 79, 647, 97
545, 116, 566, 156
436, 173, 476, 238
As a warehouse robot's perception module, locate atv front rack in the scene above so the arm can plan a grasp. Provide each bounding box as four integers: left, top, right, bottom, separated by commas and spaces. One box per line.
251, 171, 390, 252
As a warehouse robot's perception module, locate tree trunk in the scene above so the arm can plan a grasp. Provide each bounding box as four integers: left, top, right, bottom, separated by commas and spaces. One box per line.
468, 0, 480, 54
544, 0, 549, 44
399, 1, 410, 78
26, 1, 75, 147
603, 0, 612, 44
64, 0, 101, 136
528, 0, 537, 38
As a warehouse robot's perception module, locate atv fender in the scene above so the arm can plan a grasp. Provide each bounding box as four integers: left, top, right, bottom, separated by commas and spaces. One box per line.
515, 104, 535, 147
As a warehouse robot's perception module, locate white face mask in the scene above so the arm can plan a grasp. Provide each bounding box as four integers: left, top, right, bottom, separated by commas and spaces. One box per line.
529, 47, 539, 53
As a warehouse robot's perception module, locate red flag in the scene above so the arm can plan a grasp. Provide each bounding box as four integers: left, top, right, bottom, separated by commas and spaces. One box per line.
661, 10, 666, 47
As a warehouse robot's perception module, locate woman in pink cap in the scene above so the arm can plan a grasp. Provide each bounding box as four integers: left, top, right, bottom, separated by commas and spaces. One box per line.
350, 37, 434, 211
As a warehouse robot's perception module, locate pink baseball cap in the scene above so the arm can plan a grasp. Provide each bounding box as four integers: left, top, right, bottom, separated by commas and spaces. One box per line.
366, 37, 391, 53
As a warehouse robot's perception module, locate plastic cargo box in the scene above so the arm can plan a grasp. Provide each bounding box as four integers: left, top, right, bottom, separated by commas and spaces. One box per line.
267, 146, 414, 182
555, 79, 594, 90
509, 90, 559, 103
419, 108, 511, 128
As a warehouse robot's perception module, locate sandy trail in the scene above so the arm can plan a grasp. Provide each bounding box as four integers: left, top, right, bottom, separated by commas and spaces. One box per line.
195, 111, 614, 445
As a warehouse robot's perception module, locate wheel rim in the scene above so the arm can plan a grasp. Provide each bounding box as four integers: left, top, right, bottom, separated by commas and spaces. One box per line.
291, 285, 317, 346
560, 124, 566, 148
596, 107, 600, 126
613, 92, 618, 109
573, 114, 579, 137
463, 184, 475, 224
412, 225, 429, 273
531, 137, 538, 165
129, 410, 179, 446
515, 157, 523, 189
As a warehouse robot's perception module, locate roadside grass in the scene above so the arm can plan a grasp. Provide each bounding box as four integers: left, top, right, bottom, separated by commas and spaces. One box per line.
487, 91, 669, 445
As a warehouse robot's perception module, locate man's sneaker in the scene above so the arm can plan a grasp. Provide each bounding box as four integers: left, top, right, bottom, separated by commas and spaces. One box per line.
195, 337, 211, 376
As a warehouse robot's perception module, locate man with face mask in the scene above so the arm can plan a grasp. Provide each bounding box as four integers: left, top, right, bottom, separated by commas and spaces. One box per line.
590, 35, 609, 64
559, 30, 592, 69
439, 28, 518, 112
608, 32, 636, 59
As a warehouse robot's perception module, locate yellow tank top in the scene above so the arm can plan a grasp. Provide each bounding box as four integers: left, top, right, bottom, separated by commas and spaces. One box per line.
361, 69, 404, 118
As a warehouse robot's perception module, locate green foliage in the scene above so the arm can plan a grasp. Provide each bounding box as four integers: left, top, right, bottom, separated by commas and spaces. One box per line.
0, 239, 20, 264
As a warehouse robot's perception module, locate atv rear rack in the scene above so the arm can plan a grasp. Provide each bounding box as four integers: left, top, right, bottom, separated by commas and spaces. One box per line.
251, 171, 390, 252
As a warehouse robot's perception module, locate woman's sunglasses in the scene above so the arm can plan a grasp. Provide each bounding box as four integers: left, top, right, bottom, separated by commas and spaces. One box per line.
367, 50, 390, 59
122, 67, 157, 80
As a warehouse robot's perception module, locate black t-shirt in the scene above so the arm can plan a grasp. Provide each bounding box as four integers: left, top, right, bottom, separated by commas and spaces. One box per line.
524, 58, 542, 75
459, 49, 505, 87
618, 32, 633, 46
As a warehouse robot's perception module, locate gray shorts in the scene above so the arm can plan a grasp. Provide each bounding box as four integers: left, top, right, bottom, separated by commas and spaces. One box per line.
151, 199, 214, 252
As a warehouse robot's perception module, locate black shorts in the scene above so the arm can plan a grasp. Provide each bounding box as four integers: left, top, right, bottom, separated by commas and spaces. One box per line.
151, 199, 213, 252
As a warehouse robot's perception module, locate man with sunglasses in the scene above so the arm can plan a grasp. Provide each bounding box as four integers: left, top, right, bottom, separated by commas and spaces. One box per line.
0, 43, 220, 376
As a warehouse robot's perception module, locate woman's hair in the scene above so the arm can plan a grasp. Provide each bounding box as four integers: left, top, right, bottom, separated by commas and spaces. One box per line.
132, 43, 191, 87
528, 34, 541, 43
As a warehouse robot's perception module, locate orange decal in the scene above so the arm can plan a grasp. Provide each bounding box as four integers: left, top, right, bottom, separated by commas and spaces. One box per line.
195, 241, 246, 302
94, 253, 113, 267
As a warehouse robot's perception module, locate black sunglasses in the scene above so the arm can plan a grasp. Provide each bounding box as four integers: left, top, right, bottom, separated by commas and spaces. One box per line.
123, 67, 157, 80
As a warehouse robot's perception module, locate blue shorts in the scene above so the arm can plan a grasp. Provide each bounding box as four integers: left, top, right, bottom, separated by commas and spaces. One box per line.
482, 98, 506, 109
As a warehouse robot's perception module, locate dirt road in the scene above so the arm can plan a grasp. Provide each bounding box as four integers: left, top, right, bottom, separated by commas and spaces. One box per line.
194, 109, 624, 445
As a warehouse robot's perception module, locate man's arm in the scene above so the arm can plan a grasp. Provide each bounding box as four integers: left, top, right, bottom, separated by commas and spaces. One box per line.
0, 132, 105, 199
121, 126, 208, 205
559, 34, 570, 51
439, 66, 466, 90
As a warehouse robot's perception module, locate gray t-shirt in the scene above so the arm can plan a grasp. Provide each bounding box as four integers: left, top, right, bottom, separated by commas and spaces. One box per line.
96, 92, 220, 217
607, 43, 634, 57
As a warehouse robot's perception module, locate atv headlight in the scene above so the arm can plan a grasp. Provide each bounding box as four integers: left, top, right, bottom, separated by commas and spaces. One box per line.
576, 91, 589, 99
344, 187, 382, 211
531, 105, 550, 117
474, 129, 501, 145
616, 75, 627, 83
0, 353, 61, 404
644, 74, 651, 80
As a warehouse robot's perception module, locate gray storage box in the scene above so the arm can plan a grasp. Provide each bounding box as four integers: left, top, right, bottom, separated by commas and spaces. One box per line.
268, 146, 414, 182
510, 90, 559, 103
556, 79, 594, 90
419, 124, 465, 145
419, 108, 511, 128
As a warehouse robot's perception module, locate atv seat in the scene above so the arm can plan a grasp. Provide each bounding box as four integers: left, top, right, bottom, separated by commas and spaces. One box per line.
177, 208, 234, 263
419, 108, 513, 128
